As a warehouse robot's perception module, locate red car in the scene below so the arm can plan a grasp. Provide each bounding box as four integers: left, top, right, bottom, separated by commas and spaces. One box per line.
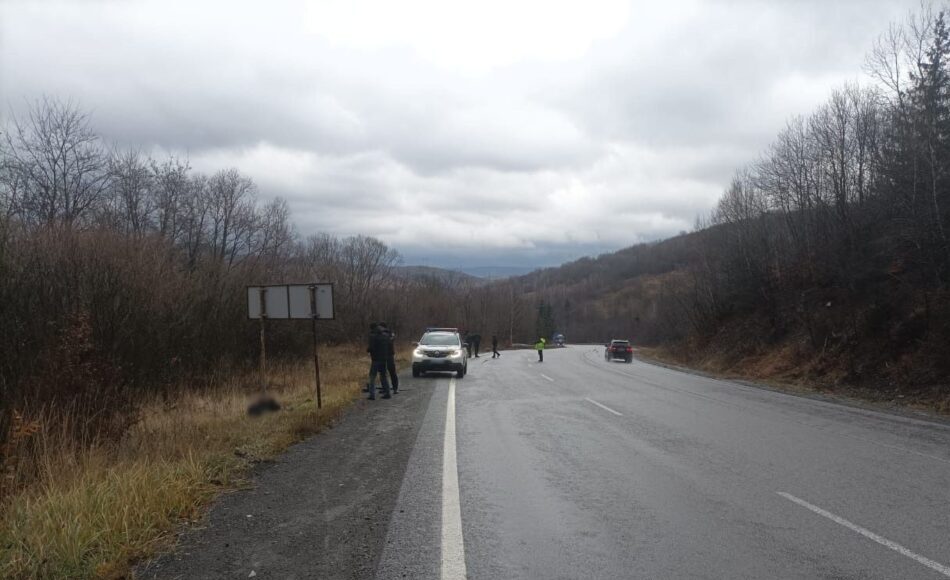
605, 339, 633, 363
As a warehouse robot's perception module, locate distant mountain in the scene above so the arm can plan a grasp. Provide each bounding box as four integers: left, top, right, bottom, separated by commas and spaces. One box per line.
459, 266, 538, 279
395, 265, 482, 284
398, 264, 539, 281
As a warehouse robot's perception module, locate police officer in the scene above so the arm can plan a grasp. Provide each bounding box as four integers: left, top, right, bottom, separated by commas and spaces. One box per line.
379, 322, 398, 394
366, 323, 392, 400
463, 330, 472, 358
470, 333, 482, 357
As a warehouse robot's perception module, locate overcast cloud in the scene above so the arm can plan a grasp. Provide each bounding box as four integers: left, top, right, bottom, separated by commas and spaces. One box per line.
0, 0, 920, 268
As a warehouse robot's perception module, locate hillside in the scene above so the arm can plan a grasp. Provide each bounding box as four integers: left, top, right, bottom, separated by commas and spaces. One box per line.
513, 218, 949, 409
504, 9, 950, 408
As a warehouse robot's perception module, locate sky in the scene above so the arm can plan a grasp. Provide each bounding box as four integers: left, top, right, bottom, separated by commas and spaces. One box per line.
0, 0, 921, 269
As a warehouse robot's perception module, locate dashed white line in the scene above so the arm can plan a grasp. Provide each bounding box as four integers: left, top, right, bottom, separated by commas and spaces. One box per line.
584, 397, 623, 416
540, 373, 554, 382
441, 379, 467, 580
777, 492, 950, 578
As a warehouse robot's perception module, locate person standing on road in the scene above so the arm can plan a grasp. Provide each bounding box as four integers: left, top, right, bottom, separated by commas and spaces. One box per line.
463, 330, 473, 358
379, 322, 398, 394
471, 333, 482, 357
363, 322, 376, 394
535, 337, 545, 362
366, 323, 392, 400
491, 334, 501, 358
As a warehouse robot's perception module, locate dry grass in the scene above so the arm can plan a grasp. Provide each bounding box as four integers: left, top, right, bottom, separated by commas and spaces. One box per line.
638, 345, 950, 416
0, 344, 371, 579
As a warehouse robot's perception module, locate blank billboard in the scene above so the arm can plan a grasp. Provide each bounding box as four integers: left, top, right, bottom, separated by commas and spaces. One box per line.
247, 284, 334, 319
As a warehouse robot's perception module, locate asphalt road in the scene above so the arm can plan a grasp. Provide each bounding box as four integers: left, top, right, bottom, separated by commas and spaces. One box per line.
143, 346, 950, 579
381, 346, 950, 579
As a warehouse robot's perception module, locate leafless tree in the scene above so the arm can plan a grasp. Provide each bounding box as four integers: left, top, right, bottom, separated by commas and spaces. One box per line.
102, 148, 154, 235
150, 155, 191, 241
2, 97, 110, 228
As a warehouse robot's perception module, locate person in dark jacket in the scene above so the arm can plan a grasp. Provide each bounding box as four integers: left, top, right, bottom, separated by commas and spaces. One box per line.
379, 322, 398, 394
470, 333, 482, 357
462, 330, 472, 358
366, 323, 392, 400
491, 334, 501, 358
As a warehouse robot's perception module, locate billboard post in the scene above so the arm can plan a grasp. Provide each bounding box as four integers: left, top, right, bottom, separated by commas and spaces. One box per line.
259, 287, 267, 394
247, 283, 335, 410
309, 285, 323, 409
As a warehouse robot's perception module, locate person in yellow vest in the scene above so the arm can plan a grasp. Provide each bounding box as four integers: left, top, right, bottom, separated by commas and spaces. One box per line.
535, 337, 546, 362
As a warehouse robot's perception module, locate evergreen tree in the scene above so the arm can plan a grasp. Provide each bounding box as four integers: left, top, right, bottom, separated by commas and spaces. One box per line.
535, 300, 555, 341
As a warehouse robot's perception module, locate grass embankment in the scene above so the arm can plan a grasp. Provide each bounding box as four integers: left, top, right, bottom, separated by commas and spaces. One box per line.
637, 345, 950, 416
0, 344, 376, 579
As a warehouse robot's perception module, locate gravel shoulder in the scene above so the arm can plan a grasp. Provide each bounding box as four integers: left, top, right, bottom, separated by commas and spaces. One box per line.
137, 375, 435, 580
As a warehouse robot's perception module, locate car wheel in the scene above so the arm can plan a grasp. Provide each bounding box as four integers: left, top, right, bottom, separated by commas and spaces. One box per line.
456, 367, 465, 379
412, 366, 420, 378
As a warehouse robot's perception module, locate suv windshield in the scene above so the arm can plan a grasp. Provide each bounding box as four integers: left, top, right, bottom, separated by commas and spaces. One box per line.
420, 333, 460, 347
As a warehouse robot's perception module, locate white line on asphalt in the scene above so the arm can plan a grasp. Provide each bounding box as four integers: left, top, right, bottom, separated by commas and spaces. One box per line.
839, 434, 950, 466
540, 373, 554, 382
442, 378, 467, 580
584, 397, 623, 416
776, 492, 950, 578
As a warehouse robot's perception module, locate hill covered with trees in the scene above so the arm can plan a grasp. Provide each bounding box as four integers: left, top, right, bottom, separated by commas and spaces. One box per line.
510, 6, 950, 405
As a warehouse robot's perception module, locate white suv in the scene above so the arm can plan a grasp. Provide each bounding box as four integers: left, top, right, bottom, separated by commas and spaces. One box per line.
412, 330, 468, 378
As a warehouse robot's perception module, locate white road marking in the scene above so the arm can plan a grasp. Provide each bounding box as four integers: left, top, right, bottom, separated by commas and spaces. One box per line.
540, 373, 554, 382
777, 492, 950, 578
442, 379, 467, 580
838, 434, 950, 466
584, 397, 623, 416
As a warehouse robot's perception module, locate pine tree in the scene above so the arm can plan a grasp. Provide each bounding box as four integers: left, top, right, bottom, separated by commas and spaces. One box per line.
535, 300, 555, 341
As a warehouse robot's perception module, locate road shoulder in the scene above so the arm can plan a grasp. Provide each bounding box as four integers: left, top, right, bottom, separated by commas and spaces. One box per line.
137, 377, 435, 580
634, 348, 950, 427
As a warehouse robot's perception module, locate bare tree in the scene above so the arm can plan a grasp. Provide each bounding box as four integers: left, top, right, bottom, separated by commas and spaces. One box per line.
150, 155, 191, 241
104, 148, 154, 235
207, 168, 256, 265
2, 97, 110, 228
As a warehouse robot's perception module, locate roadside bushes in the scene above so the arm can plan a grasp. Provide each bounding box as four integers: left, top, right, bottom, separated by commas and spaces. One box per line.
0, 97, 499, 497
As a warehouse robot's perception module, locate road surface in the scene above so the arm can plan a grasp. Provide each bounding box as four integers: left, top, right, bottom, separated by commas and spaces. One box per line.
142, 346, 950, 579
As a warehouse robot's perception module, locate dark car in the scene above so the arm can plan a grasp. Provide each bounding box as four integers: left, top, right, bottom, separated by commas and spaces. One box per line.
605, 339, 633, 363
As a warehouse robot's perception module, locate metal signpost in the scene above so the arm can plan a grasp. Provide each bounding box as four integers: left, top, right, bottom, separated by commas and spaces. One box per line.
247, 283, 335, 409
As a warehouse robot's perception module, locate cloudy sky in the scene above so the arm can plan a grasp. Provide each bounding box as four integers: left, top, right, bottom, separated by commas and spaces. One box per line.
0, 0, 920, 269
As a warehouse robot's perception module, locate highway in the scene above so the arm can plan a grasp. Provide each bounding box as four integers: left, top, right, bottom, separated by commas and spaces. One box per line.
378, 346, 950, 579
142, 345, 950, 579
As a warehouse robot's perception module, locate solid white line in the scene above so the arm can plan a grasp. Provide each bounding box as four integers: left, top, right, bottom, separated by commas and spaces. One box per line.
540, 373, 554, 382
839, 434, 950, 466
777, 492, 950, 578
584, 397, 623, 416
442, 379, 467, 580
